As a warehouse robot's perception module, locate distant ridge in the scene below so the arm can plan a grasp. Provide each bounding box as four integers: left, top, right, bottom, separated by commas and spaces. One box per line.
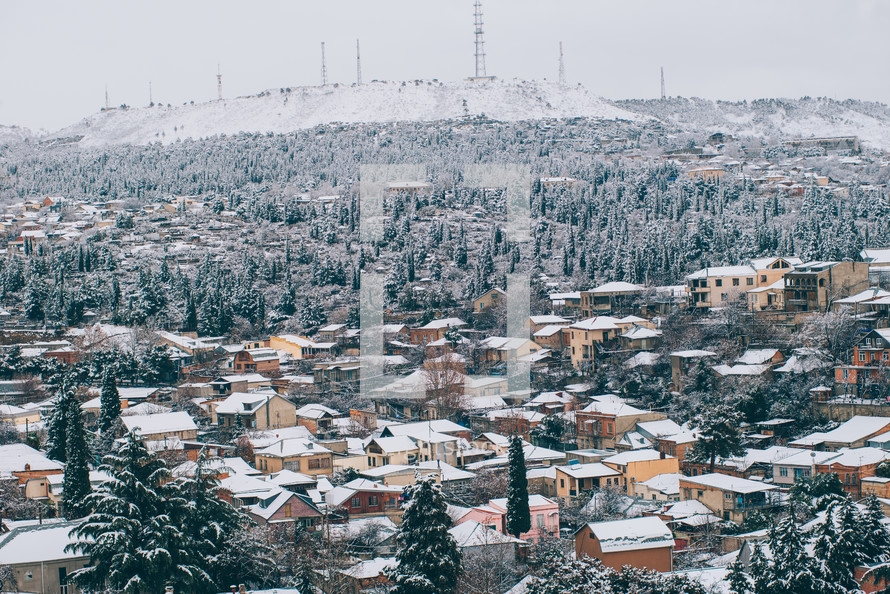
43, 79, 641, 148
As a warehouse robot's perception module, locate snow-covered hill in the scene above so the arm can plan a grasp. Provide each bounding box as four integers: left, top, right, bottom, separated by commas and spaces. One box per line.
614, 96, 890, 150
45, 79, 642, 148
0, 125, 32, 147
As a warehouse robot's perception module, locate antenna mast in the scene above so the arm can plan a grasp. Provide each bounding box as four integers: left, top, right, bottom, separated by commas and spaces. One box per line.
217, 64, 223, 101
473, 0, 487, 78
356, 39, 362, 85
660, 67, 665, 100
105, 85, 109, 110
558, 42, 566, 85
149, 81, 153, 105
321, 42, 328, 86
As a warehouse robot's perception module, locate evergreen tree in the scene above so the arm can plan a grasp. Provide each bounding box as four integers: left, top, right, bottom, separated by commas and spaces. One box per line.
99, 369, 121, 436
62, 394, 92, 519
46, 380, 77, 462
813, 499, 864, 593
67, 433, 209, 594
506, 435, 531, 538
388, 476, 461, 594
686, 403, 746, 472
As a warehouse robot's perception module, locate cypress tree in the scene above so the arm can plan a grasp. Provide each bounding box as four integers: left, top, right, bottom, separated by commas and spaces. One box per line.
46, 379, 77, 462
99, 369, 121, 436
506, 435, 531, 538
388, 476, 461, 594
62, 395, 92, 519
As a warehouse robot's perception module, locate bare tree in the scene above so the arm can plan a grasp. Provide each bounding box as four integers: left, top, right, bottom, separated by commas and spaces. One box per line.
423, 352, 468, 420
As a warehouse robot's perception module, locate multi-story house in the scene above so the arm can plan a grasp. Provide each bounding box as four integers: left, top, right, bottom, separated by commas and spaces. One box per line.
835, 329, 890, 397
783, 261, 870, 312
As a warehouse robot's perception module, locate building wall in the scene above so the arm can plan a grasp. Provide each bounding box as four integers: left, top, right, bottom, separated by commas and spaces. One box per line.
575, 525, 672, 572
255, 452, 334, 476
608, 458, 680, 489
9, 557, 89, 594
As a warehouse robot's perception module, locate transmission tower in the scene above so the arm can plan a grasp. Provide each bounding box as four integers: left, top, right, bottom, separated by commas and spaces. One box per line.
321, 42, 328, 86
473, 0, 487, 78
660, 67, 665, 100
558, 42, 566, 85
217, 64, 223, 101
356, 39, 362, 85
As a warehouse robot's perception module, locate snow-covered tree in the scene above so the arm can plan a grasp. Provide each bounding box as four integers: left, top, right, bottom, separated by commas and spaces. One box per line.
686, 403, 745, 472
388, 476, 461, 594
98, 368, 120, 435
506, 436, 531, 538
62, 393, 92, 519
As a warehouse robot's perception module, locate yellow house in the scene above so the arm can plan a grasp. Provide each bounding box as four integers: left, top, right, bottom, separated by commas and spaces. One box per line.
213, 391, 297, 430
270, 334, 324, 360
255, 439, 334, 476
473, 288, 506, 313
554, 463, 622, 499
568, 316, 653, 370
602, 450, 680, 491
0, 404, 40, 427
686, 265, 757, 309
366, 435, 420, 468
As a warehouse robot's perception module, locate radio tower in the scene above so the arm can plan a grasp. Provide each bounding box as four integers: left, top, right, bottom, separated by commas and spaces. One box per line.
149, 81, 153, 105
356, 39, 362, 85
558, 42, 566, 85
660, 67, 665, 100
473, 0, 487, 78
217, 65, 223, 101
105, 85, 110, 110
320, 42, 328, 86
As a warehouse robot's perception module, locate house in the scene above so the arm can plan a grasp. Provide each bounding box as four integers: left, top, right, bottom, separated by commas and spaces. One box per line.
477, 337, 542, 362
269, 334, 329, 360
451, 495, 559, 542
686, 265, 757, 308
409, 318, 467, 344
835, 329, 890, 398
449, 521, 524, 560
365, 436, 420, 468
324, 478, 403, 519
246, 489, 322, 528
0, 404, 41, 427
554, 463, 622, 498
214, 391, 297, 430
789, 416, 890, 451
783, 261, 870, 312
0, 443, 64, 487
473, 287, 506, 312
254, 439, 334, 476
631, 472, 683, 503
575, 516, 674, 572
294, 403, 339, 436
549, 291, 582, 315
335, 557, 395, 594
679, 473, 780, 523
233, 347, 280, 374
120, 411, 198, 442
619, 324, 662, 351
209, 373, 271, 396
812, 447, 890, 498
318, 323, 347, 343
0, 520, 89, 594
580, 281, 645, 317
602, 449, 680, 490
575, 395, 666, 449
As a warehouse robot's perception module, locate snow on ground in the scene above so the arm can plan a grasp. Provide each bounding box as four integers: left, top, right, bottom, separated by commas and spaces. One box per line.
45, 78, 642, 148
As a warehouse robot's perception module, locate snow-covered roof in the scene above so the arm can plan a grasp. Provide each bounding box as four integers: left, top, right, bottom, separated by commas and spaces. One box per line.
0, 520, 86, 564
638, 472, 684, 495
529, 314, 569, 325
686, 265, 755, 279
585, 516, 674, 553
418, 317, 466, 330
369, 435, 418, 453
257, 438, 331, 458
0, 443, 63, 474
681, 473, 777, 494
555, 462, 620, 479
338, 557, 396, 580
294, 403, 340, 418
570, 316, 620, 331
712, 364, 770, 377
735, 349, 780, 365
790, 416, 890, 447
120, 411, 197, 437
215, 391, 279, 415
588, 281, 645, 294
621, 325, 662, 340
449, 520, 524, 547
603, 449, 668, 466
670, 350, 716, 358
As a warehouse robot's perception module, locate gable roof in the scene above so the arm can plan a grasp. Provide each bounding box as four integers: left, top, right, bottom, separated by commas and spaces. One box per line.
120, 411, 197, 436
584, 516, 674, 553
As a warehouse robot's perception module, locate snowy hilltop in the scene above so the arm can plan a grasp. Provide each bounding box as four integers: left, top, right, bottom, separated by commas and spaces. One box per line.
44, 79, 642, 148
615, 96, 890, 151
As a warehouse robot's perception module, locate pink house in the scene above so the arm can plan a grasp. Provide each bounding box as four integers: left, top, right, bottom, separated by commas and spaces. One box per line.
453, 495, 559, 542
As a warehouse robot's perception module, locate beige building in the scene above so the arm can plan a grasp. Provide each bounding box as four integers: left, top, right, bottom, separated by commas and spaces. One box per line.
679, 473, 780, 524
686, 265, 756, 308
213, 391, 297, 430
0, 520, 89, 594
568, 316, 652, 370
255, 438, 334, 476
783, 261, 871, 312
602, 450, 680, 491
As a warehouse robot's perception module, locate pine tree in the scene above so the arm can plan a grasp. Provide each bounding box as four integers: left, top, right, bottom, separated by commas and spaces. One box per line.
67, 433, 209, 594
814, 499, 864, 593
506, 435, 531, 538
99, 369, 121, 435
62, 394, 92, 519
686, 403, 746, 472
388, 476, 461, 594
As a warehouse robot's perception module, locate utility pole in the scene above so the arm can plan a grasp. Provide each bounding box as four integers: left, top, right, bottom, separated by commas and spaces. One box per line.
558, 42, 566, 85
356, 39, 362, 85
217, 64, 223, 101
104, 85, 110, 110
660, 66, 666, 100
149, 81, 153, 105
320, 41, 328, 86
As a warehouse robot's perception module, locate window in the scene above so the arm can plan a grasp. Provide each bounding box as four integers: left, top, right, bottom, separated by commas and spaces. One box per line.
351, 496, 361, 508
715, 279, 723, 287
779, 467, 788, 477
761, 275, 767, 283
747, 278, 754, 286
369, 495, 378, 507
732, 278, 740, 287
537, 514, 544, 528
697, 490, 704, 498
560, 479, 565, 488
284, 504, 292, 517
884, 351, 889, 361
284, 460, 300, 471
725, 492, 731, 499
860, 352, 868, 362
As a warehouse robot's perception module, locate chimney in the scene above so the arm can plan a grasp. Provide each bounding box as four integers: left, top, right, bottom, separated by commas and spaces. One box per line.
239, 585, 247, 594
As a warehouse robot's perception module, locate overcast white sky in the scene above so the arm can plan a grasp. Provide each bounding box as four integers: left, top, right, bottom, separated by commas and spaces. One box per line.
1, 0, 888, 131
